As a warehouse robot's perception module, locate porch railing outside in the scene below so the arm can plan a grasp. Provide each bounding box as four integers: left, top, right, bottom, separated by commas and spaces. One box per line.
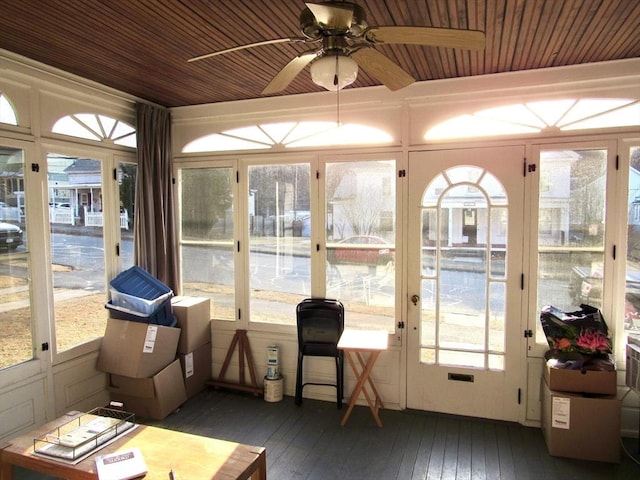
48, 206, 129, 229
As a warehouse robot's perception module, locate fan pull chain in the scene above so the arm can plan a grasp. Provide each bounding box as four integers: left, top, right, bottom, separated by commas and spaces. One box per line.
336, 88, 341, 126
335, 56, 340, 126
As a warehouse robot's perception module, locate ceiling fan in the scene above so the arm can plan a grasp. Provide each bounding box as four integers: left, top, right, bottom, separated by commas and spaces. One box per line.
189, 1, 486, 95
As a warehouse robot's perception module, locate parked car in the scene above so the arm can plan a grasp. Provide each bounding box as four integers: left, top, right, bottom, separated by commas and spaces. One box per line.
49, 202, 71, 209
328, 235, 394, 266
569, 265, 640, 329
569, 266, 602, 304
0, 221, 23, 250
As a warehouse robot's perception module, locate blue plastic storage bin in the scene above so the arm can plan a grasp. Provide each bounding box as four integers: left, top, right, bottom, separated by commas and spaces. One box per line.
105, 298, 177, 327
110, 289, 172, 315
110, 266, 172, 300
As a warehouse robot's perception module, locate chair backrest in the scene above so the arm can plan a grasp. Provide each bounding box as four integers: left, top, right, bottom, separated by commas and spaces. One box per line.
296, 298, 344, 356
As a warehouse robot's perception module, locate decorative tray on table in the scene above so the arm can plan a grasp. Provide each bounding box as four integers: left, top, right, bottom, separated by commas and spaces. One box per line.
33, 407, 135, 461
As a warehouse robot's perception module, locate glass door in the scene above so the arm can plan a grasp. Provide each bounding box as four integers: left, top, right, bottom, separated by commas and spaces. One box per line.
0, 139, 51, 431
0, 145, 35, 371
407, 146, 525, 421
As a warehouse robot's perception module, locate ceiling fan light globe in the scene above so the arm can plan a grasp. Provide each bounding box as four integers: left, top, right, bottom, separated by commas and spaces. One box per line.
310, 55, 358, 91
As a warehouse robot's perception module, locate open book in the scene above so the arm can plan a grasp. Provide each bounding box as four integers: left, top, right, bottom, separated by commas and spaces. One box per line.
95, 448, 147, 480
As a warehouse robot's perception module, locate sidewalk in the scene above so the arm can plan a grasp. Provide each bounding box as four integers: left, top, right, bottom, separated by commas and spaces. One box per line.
51, 223, 133, 239
0, 286, 97, 313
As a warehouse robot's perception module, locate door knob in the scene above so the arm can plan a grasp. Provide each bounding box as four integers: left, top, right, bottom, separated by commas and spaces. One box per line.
411, 294, 420, 306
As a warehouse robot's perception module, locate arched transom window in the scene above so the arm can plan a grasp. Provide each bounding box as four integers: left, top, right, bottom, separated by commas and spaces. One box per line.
426, 98, 639, 140
0, 93, 18, 125
183, 121, 393, 153
52, 113, 136, 147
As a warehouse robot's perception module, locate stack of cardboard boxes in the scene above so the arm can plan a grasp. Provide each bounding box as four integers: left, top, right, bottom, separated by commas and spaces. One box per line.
541, 357, 620, 463
97, 295, 211, 420
97, 318, 185, 420
172, 296, 212, 399
539, 304, 621, 463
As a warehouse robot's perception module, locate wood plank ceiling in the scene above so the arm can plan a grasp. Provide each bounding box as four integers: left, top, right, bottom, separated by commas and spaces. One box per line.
1, 0, 639, 108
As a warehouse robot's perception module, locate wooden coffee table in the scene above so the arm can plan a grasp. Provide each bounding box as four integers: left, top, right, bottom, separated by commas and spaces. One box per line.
0, 412, 266, 479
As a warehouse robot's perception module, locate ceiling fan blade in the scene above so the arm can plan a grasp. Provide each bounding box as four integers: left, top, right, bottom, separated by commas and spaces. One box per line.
364, 26, 486, 50
305, 2, 354, 30
350, 48, 415, 91
188, 38, 306, 62
262, 50, 319, 95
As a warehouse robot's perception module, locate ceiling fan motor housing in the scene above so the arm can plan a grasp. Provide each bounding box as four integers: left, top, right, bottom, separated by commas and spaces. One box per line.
300, 1, 368, 40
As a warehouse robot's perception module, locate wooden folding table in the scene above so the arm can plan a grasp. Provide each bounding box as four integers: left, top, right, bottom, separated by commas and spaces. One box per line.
338, 328, 388, 427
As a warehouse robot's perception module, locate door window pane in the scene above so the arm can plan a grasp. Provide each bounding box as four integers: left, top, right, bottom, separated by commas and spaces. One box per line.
536, 149, 607, 345
180, 167, 235, 321
48, 155, 107, 352
249, 164, 310, 325
0, 147, 32, 369
326, 160, 396, 332
420, 167, 508, 369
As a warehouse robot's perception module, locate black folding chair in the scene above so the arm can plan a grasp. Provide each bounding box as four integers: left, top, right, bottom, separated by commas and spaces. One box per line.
295, 298, 344, 408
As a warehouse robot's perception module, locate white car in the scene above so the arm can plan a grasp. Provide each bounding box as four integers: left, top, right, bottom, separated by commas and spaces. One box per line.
0, 221, 23, 250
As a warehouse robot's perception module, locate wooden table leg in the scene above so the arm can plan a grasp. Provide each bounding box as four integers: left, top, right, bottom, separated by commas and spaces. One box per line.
250, 448, 267, 480
0, 460, 14, 480
341, 350, 383, 427
355, 351, 385, 410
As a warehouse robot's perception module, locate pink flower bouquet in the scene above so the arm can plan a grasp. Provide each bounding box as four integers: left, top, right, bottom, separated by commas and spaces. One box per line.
540, 304, 612, 355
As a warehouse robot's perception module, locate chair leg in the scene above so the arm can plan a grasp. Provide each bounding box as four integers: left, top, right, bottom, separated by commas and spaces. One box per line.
295, 352, 303, 406
336, 353, 343, 409
341, 353, 345, 408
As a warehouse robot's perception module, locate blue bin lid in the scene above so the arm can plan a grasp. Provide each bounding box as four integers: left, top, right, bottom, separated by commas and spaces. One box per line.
110, 266, 172, 300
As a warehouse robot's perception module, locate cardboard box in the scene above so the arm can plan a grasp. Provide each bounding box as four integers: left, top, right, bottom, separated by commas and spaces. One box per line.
541, 377, 621, 463
171, 296, 211, 354
108, 359, 187, 420
544, 360, 617, 395
178, 342, 212, 399
97, 318, 180, 378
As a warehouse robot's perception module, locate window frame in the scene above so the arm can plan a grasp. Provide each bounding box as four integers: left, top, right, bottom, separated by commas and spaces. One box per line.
526, 139, 619, 359
616, 139, 640, 364
176, 158, 239, 324
0, 137, 47, 385
175, 151, 405, 341
240, 154, 318, 334
39, 140, 133, 365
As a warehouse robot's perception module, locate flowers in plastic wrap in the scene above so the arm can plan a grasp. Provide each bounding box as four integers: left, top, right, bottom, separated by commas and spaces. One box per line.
576, 329, 611, 354
540, 304, 612, 355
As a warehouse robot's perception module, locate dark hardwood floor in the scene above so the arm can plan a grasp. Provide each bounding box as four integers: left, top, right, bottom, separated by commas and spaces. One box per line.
14, 388, 640, 479
155, 389, 638, 480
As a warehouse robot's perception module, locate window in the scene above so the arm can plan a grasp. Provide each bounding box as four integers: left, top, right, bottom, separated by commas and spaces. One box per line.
178, 166, 235, 321
426, 98, 639, 140
0, 93, 18, 125
420, 166, 508, 368
0, 146, 31, 369
326, 160, 396, 332
248, 163, 311, 325
182, 122, 393, 153
118, 161, 136, 266
178, 157, 400, 330
52, 114, 136, 148
535, 148, 608, 346
625, 146, 640, 335
47, 153, 132, 354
